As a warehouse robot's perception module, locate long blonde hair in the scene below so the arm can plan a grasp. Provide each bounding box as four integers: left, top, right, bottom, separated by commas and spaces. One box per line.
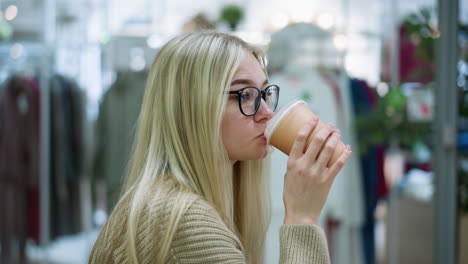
122, 32, 271, 263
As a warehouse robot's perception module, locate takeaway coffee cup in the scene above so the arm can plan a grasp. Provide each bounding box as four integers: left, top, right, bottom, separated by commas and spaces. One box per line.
265, 100, 346, 167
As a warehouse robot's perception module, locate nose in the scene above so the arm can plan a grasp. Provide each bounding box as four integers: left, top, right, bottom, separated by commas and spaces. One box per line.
254, 99, 274, 122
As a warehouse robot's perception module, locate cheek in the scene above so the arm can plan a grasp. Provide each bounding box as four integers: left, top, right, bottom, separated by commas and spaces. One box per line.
222, 111, 240, 141
222, 103, 267, 161
222, 106, 247, 154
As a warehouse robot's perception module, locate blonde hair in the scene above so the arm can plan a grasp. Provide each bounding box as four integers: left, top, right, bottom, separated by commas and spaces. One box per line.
122, 32, 271, 263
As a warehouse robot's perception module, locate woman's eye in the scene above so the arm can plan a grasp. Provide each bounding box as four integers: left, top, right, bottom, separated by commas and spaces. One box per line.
241, 92, 250, 101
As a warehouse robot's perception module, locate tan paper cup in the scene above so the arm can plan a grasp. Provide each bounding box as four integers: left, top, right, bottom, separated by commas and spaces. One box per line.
265, 100, 346, 168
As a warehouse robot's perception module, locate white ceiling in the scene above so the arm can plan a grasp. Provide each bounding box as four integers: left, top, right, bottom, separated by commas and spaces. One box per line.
4, 0, 461, 42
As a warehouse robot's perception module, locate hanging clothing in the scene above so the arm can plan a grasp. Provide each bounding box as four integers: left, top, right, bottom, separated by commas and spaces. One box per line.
0, 76, 40, 264
317, 71, 367, 262
267, 23, 340, 74
268, 63, 364, 264
49, 74, 85, 239
265, 22, 364, 264
382, 25, 434, 84
349, 78, 387, 264
92, 70, 147, 212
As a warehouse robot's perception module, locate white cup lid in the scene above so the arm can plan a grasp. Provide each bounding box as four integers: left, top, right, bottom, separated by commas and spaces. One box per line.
265, 100, 307, 145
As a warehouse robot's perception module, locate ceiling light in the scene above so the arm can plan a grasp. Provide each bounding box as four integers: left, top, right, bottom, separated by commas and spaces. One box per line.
5, 5, 18, 21
333, 33, 347, 52
317, 13, 334, 30
271, 13, 289, 30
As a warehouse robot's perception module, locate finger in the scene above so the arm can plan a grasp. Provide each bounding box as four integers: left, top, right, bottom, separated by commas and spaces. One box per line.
303, 124, 334, 164
289, 118, 319, 160
325, 145, 351, 182
315, 130, 341, 168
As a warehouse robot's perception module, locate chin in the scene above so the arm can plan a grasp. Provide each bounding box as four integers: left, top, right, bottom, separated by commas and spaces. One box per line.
251, 146, 269, 160
230, 143, 270, 161
232, 150, 268, 162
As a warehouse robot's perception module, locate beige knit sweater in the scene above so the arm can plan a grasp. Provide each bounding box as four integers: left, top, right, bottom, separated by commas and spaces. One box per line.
88, 188, 330, 264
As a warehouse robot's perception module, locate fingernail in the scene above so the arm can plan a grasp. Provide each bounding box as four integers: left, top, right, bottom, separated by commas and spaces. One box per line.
312, 116, 319, 121
335, 130, 341, 136
328, 124, 334, 130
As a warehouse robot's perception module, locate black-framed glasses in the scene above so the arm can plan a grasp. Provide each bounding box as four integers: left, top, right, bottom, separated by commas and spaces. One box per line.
228, 85, 280, 116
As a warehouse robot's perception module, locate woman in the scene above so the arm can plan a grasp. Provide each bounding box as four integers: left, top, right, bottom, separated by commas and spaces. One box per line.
88, 32, 351, 264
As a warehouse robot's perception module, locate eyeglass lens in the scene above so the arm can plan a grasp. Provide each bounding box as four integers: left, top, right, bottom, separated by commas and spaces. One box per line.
240, 86, 278, 115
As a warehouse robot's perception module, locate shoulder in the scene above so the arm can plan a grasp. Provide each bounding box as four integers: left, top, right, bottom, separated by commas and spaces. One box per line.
169, 197, 245, 263
178, 197, 226, 225
152, 188, 223, 225
149, 189, 234, 237
173, 195, 237, 242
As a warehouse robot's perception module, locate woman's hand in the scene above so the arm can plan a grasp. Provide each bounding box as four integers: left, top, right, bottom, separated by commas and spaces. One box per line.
283, 117, 351, 225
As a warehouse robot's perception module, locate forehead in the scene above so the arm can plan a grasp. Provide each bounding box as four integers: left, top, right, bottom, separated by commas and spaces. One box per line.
231, 53, 267, 85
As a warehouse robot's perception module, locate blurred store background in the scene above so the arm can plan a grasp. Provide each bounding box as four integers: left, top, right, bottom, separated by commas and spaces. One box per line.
0, 0, 466, 263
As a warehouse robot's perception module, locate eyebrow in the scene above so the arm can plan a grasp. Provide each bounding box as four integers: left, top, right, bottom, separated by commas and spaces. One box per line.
231, 78, 268, 87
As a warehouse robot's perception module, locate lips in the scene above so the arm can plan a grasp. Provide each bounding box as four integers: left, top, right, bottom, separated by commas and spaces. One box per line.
258, 132, 267, 141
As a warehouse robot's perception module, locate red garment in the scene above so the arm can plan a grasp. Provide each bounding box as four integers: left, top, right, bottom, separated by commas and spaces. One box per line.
0, 76, 40, 186
398, 26, 434, 84
28, 188, 40, 243
0, 76, 40, 262
382, 26, 435, 84
326, 218, 341, 264
376, 146, 389, 199
405, 161, 432, 173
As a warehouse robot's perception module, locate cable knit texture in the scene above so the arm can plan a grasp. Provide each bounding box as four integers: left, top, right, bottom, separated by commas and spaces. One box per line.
88, 188, 330, 264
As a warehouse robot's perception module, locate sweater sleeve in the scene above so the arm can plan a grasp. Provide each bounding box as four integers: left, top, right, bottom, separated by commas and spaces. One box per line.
279, 224, 330, 264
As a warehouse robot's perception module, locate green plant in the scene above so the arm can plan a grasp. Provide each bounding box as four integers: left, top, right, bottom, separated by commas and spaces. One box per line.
219, 4, 244, 30
0, 21, 13, 40
354, 86, 432, 153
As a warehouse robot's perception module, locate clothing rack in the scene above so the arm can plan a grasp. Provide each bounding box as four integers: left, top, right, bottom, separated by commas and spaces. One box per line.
0, 42, 54, 249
